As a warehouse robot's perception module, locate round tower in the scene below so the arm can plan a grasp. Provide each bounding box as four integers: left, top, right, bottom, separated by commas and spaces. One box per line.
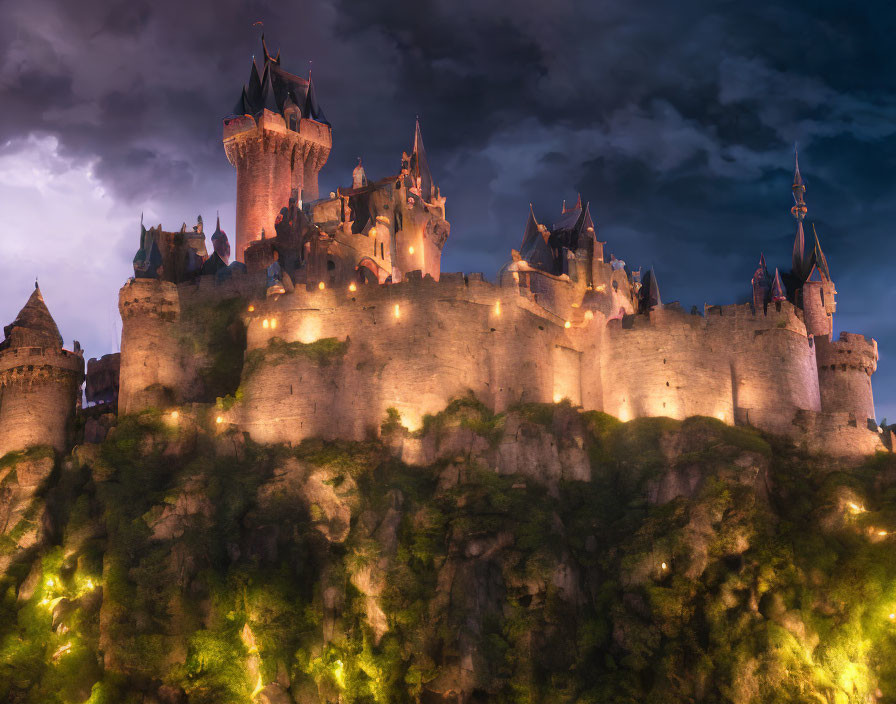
815, 332, 877, 423
0, 285, 83, 457
117, 278, 183, 414
223, 38, 332, 262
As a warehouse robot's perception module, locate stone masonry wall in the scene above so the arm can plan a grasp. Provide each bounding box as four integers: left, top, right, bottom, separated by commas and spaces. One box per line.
0, 348, 83, 456
117, 272, 885, 456
815, 333, 877, 422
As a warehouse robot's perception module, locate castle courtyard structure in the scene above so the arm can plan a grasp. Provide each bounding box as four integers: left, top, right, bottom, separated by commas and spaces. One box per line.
0, 36, 887, 460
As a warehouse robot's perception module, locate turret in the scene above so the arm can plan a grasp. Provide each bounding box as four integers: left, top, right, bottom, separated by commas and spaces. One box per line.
224, 35, 332, 262
0, 285, 83, 456
801, 225, 837, 339
815, 332, 877, 424
751, 253, 770, 310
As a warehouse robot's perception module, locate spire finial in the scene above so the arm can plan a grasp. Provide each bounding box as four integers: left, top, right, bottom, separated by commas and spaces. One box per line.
35, 276, 38, 290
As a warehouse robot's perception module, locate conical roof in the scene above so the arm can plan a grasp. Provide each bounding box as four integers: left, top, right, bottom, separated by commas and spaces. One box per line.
303, 73, 329, 125
2, 284, 63, 350
770, 268, 786, 302
641, 268, 662, 310
409, 118, 434, 200
518, 205, 554, 272
812, 224, 830, 280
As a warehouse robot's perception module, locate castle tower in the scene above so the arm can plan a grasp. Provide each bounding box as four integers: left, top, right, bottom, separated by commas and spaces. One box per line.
751, 253, 770, 310
801, 225, 837, 339
0, 285, 84, 457
223, 36, 332, 262
815, 332, 877, 423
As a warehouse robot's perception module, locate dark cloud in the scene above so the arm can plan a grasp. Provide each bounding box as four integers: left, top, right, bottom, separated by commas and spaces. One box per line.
1, 0, 895, 419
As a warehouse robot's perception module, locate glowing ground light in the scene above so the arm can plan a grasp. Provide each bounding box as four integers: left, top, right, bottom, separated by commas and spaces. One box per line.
262, 319, 269, 329
394, 304, 400, 318
333, 660, 346, 687
661, 562, 668, 570
848, 502, 866, 514
216, 416, 224, 424
248, 305, 255, 312
319, 281, 325, 290
890, 613, 895, 620
170, 411, 179, 420
564, 321, 571, 329
553, 395, 562, 403
495, 301, 501, 315
270, 319, 277, 329
349, 282, 357, 292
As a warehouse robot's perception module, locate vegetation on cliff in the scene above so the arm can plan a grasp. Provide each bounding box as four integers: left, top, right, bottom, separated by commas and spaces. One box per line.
1, 401, 896, 703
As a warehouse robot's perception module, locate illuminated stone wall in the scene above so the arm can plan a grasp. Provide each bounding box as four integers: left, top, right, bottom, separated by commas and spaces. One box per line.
816, 333, 877, 423
116, 271, 886, 457
0, 348, 83, 456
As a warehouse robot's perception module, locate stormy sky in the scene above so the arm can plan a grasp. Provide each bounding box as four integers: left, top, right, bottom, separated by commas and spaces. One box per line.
1, 0, 895, 420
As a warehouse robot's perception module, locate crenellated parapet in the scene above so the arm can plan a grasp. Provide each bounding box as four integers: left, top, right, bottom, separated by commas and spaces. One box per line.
815, 332, 878, 422
119, 277, 181, 322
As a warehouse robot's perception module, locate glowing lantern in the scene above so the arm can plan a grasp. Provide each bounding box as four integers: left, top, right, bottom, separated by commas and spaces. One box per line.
270, 319, 277, 329
408, 246, 415, 254
216, 416, 224, 425
661, 562, 668, 571
349, 282, 357, 292
247, 305, 255, 312
262, 319, 269, 329
318, 281, 325, 290
564, 320, 571, 329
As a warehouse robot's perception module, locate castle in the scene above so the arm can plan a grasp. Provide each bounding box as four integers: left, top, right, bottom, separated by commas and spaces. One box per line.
0, 37, 888, 459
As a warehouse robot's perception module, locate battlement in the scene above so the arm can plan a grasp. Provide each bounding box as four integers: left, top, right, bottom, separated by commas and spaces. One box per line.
119, 278, 181, 321
0, 346, 83, 382
816, 332, 878, 375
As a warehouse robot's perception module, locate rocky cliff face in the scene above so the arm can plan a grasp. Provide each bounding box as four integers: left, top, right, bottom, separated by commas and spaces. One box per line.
1, 399, 895, 703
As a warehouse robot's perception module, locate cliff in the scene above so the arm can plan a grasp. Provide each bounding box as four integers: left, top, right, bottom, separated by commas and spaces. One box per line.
1, 399, 896, 703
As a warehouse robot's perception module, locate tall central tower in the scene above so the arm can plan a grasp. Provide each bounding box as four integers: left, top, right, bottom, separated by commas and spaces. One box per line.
223, 36, 332, 261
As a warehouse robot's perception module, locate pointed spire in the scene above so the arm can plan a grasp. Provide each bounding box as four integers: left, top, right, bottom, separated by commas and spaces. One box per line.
410, 118, 434, 201
259, 65, 279, 113
261, 33, 279, 65
812, 223, 830, 280
302, 71, 329, 125
573, 193, 582, 211
2, 285, 64, 350
770, 268, 786, 302
247, 60, 263, 108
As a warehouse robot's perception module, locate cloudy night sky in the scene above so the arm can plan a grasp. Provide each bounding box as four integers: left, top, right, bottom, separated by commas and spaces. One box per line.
0, 0, 894, 420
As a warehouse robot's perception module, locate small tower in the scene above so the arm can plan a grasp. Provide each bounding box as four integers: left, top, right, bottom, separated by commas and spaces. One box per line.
352, 158, 368, 189
751, 253, 771, 310
0, 285, 84, 456
801, 225, 837, 339
224, 35, 332, 262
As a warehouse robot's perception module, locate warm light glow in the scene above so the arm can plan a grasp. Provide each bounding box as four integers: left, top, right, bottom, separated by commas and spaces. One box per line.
270, 319, 277, 329
595, 284, 606, 292
494, 301, 501, 316
716, 412, 727, 422
394, 304, 400, 318
85, 579, 94, 590
170, 411, 179, 420
890, 613, 895, 620
553, 394, 562, 403
262, 319, 269, 329
584, 310, 594, 321
878, 530, 888, 537
248, 305, 255, 312
318, 281, 325, 290
408, 246, 415, 254
564, 320, 571, 329
369, 227, 377, 237
333, 660, 346, 688
847, 502, 866, 514
661, 562, 668, 570
251, 673, 264, 698
349, 282, 357, 292
216, 416, 224, 425
46, 578, 55, 588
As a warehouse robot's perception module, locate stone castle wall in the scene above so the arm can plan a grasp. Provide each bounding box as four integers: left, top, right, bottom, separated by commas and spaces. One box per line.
0, 348, 83, 456
815, 333, 877, 422
117, 273, 886, 456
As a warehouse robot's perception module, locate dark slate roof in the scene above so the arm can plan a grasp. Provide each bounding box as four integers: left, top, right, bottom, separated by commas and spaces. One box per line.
518, 205, 554, 273
228, 36, 329, 126
641, 268, 662, 310
1, 285, 63, 350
